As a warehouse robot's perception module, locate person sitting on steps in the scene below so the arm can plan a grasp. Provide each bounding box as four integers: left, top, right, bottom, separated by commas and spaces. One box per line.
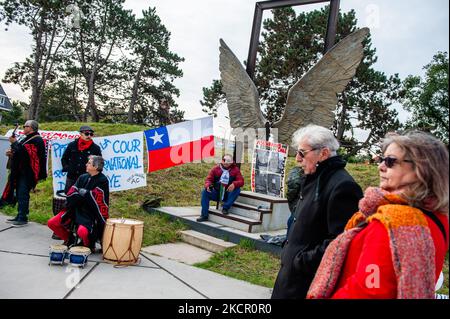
197, 154, 244, 222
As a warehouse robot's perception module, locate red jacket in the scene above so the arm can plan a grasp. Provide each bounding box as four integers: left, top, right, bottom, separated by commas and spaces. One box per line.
331, 212, 449, 299
204, 163, 244, 190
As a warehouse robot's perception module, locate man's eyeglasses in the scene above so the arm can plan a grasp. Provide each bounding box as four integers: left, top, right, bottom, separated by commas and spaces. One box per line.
296, 148, 317, 158
376, 156, 414, 168
82, 132, 94, 136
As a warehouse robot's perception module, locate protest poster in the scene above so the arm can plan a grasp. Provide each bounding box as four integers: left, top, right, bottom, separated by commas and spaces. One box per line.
50, 131, 146, 195
5, 129, 80, 140
251, 139, 288, 198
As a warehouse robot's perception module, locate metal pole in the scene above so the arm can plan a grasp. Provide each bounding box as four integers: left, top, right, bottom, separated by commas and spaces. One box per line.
324, 0, 340, 53
246, 3, 263, 80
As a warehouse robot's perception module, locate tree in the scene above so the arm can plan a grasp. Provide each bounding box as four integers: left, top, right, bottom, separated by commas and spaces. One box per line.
201, 6, 402, 156
125, 8, 184, 124
402, 52, 449, 144
1, 0, 69, 120
38, 80, 83, 121
64, 0, 134, 122
0, 100, 26, 125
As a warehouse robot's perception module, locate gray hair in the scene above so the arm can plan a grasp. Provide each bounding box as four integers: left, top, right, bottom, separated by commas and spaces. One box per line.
381, 131, 449, 213
292, 124, 339, 156
25, 120, 39, 132
89, 155, 104, 172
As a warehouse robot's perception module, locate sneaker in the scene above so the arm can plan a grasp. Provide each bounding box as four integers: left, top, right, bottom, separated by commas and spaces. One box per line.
11, 220, 28, 227
196, 216, 208, 222
6, 216, 19, 223
222, 208, 229, 215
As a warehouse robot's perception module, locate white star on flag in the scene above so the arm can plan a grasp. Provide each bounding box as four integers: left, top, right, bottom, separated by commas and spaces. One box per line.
150, 131, 164, 145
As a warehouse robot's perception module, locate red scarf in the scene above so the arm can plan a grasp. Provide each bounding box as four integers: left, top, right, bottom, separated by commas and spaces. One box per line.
77, 138, 93, 151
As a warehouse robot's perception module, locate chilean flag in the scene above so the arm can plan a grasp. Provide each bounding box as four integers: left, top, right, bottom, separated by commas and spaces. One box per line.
144, 117, 215, 172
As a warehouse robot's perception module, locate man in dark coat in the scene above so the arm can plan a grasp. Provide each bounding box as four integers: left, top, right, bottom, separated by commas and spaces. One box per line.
272, 125, 363, 299
2, 120, 47, 227
48, 155, 109, 251
285, 166, 304, 236
197, 154, 244, 222
61, 125, 102, 192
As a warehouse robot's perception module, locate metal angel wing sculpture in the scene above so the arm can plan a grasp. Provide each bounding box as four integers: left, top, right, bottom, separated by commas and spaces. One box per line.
219, 27, 369, 154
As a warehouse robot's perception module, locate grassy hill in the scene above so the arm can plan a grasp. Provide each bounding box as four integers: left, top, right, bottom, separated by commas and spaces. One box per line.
0, 122, 447, 294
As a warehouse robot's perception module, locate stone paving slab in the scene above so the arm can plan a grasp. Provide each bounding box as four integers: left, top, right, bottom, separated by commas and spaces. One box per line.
0, 214, 13, 232
142, 252, 272, 299
0, 220, 158, 268
0, 250, 95, 299
0, 213, 272, 299
142, 242, 213, 265
67, 262, 204, 299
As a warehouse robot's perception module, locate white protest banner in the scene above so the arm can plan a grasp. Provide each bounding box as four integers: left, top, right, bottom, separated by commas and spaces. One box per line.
4, 129, 78, 182
251, 139, 288, 198
6, 129, 80, 140
50, 131, 146, 195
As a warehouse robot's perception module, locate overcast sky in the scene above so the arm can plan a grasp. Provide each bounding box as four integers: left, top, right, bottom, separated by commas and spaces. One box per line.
1, 0, 448, 139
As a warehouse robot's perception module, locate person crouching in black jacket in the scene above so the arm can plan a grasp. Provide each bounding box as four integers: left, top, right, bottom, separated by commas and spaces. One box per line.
48, 155, 109, 252
271, 124, 363, 299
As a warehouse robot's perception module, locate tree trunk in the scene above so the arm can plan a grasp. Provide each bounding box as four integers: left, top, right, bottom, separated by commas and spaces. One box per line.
336, 92, 348, 142
127, 55, 148, 123
87, 80, 99, 122
28, 15, 45, 120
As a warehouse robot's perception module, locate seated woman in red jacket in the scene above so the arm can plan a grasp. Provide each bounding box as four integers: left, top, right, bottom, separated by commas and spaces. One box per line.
307, 131, 449, 299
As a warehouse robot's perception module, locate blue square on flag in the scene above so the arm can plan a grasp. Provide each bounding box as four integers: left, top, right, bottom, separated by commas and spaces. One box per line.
144, 126, 170, 151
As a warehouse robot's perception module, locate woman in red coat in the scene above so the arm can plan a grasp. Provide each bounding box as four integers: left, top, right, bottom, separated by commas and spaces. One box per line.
307, 131, 449, 299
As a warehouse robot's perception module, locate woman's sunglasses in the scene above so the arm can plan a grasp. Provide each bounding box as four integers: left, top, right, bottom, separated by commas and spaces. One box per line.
376, 156, 414, 168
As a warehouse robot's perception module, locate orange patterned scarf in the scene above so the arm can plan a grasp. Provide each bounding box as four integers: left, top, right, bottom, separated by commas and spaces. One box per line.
307, 187, 436, 299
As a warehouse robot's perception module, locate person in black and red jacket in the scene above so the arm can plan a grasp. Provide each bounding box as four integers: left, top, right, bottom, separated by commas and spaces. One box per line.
61, 125, 102, 193
197, 154, 244, 222
2, 120, 47, 227
48, 155, 109, 252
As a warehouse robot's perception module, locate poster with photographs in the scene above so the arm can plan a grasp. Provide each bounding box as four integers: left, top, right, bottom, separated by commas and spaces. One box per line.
251, 140, 288, 198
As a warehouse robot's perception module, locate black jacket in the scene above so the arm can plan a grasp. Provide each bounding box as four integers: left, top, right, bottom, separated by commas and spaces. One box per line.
271, 156, 363, 299
63, 172, 110, 244
2, 132, 47, 204
61, 139, 102, 180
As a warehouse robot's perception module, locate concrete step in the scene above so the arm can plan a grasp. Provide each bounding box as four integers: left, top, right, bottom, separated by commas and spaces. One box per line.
235, 196, 271, 210
208, 208, 263, 233
235, 191, 286, 209
179, 230, 236, 253
230, 202, 272, 221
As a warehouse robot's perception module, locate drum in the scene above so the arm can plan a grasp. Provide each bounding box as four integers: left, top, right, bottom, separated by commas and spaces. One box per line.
49, 244, 68, 266
68, 246, 91, 268
102, 218, 144, 265
52, 195, 66, 216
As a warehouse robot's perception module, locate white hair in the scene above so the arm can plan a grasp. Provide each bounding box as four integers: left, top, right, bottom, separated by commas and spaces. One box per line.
292, 124, 339, 155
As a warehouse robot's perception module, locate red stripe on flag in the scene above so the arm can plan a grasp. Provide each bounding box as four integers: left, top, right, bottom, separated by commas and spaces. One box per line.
148, 135, 215, 172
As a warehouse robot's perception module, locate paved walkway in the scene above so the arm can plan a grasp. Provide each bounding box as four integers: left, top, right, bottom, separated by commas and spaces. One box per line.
0, 214, 272, 299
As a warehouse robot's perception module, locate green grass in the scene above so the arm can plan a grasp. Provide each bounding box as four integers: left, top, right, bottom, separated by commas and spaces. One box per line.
1, 122, 447, 294
194, 245, 281, 288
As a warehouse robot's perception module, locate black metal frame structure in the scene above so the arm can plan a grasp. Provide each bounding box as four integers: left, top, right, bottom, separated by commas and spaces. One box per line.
246, 0, 340, 80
